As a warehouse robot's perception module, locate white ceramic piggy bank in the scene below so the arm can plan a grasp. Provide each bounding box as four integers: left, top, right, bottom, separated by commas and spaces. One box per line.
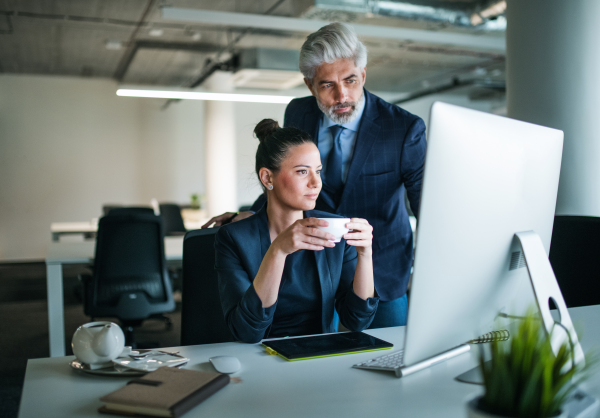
71, 321, 125, 365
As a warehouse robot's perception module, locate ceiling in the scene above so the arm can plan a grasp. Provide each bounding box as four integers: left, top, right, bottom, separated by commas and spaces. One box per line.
0, 0, 507, 97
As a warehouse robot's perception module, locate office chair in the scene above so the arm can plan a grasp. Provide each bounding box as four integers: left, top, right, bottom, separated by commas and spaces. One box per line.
82, 212, 175, 346
107, 207, 155, 216
102, 204, 122, 216
181, 227, 235, 346
159, 203, 187, 236
549, 215, 600, 307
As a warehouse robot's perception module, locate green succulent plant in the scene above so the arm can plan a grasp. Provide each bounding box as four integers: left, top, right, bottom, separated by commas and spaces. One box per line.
478, 309, 590, 417
190, 193, 201, 209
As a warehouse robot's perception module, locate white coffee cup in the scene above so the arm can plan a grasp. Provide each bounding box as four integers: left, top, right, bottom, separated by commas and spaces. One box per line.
316, 218, 350, 243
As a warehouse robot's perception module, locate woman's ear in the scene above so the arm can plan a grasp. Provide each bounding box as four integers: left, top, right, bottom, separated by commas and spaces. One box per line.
259, 167, 273, 190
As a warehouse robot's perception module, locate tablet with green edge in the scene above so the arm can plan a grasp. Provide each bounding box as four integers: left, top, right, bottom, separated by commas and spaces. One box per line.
261, 331, 393, 361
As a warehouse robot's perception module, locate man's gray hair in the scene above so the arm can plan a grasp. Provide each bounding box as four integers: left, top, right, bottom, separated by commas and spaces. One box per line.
299, 22, 367, 81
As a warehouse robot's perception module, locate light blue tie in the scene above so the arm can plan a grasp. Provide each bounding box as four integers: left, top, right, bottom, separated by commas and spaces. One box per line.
325, 125, 345, 194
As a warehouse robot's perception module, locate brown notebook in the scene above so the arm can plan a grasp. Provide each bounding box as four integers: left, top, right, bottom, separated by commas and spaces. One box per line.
99, 367, 230, 417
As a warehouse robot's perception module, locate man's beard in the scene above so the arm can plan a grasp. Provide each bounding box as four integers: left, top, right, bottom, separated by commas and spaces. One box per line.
317, 92, 365, 125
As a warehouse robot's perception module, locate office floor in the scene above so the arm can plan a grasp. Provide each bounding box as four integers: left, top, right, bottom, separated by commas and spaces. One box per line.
0, 263, 182, 418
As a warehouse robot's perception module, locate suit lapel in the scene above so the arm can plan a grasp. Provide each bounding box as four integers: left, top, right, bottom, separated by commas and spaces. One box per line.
340, 91, 381, 206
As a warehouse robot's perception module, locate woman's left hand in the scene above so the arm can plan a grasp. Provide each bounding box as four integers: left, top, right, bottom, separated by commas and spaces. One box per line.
343, 218, 373, 255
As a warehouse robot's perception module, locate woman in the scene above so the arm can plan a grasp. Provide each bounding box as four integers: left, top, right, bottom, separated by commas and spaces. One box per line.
215, 119, 378, 343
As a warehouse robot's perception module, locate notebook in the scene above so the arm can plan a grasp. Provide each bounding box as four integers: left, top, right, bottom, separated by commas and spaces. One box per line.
99, 367, 229, 417
262, 331, 393, 361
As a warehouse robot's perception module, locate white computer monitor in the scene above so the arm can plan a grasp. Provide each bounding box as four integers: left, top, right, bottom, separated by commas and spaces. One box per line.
403, 102, 566, 367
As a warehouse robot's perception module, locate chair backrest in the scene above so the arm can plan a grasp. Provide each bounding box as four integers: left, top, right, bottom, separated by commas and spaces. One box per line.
159, 203, 187, 235
85, 212, 175, 321
102, 204, 122, 216
181, 227, 235, 345
549, 215, 600, 307
107, 207, 155, 216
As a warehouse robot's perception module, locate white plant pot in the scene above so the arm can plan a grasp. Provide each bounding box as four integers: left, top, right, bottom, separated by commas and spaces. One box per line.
467, 395, 568, 418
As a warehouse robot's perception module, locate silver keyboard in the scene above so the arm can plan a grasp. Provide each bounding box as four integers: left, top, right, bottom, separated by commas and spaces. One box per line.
353, 349, 405, 371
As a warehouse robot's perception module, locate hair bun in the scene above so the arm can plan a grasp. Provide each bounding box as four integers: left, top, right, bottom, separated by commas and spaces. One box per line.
254, 119, 280, 143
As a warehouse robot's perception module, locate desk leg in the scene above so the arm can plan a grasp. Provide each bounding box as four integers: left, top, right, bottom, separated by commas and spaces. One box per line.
46, 262, 65, 357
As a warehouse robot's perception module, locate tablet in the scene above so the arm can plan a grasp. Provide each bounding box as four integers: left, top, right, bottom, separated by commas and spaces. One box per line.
262, 331, 393, 361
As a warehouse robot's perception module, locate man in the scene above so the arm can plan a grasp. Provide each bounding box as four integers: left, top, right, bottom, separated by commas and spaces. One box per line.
203, 22, 426, 328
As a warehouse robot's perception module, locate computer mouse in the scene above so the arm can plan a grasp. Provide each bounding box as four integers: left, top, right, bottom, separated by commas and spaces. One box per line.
209, 355, 241, 374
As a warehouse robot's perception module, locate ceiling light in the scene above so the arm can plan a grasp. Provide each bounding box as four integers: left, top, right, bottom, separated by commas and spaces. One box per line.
116, 88, 296, 104
105, 40, 123, 50
149, 28, 164, 37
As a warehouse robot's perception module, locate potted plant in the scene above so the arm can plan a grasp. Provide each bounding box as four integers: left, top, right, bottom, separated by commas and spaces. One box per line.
467, 309, 591, 418
190, 193, 201, 210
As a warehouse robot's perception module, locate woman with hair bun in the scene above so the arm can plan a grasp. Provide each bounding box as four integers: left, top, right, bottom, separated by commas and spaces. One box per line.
215, 118, 378, 343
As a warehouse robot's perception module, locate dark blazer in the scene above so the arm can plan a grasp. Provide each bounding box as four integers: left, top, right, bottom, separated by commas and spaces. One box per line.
215, 206, 378, 343
276, 89, 426, 301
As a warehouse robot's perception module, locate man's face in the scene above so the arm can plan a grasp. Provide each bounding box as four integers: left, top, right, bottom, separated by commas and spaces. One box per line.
304, 58, 366, 124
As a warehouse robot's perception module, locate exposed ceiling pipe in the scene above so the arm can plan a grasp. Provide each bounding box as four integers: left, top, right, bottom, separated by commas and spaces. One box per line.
307, 0, 507, 30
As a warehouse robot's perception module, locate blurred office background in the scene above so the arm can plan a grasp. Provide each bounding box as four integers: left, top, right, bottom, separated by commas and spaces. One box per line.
0, 0, 507, 261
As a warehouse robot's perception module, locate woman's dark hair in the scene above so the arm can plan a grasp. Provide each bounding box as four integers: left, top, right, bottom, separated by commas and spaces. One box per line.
254, 118, 314, 187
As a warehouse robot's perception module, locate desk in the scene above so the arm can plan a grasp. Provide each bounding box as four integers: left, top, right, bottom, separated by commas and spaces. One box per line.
18, 305, 600, 418
51, 220, 206, 241
45, 237, 184, 358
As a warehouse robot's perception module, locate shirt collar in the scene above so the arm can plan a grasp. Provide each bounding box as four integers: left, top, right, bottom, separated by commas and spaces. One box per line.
321, 98, 365, 132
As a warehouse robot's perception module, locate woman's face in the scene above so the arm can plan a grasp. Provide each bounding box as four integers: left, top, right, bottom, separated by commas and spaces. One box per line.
269, 142, 322, 211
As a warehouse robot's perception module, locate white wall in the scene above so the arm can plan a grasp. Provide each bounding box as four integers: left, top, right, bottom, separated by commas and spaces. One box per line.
0, 75, 206, 261
0, 75, 143, 260
233, 102, 287, 208
138, 98, 205, 204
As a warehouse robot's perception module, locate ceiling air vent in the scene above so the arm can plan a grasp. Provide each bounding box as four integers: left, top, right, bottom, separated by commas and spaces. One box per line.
233, 48, 304, 90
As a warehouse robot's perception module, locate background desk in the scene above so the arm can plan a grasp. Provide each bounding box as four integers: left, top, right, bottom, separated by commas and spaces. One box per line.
18, 305, 600, 418
50, 220, 206, 241
45, 237, 184, 357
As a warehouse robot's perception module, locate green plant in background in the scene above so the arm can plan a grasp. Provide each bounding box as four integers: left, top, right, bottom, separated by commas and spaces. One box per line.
190, 193, 201, 209
478, 309, 591, 417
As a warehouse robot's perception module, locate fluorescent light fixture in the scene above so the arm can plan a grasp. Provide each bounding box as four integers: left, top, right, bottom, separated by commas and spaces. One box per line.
116, 88, 295, 104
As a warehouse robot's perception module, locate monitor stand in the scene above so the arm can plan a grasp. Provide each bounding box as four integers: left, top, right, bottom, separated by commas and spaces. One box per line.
456, 230, 585, 385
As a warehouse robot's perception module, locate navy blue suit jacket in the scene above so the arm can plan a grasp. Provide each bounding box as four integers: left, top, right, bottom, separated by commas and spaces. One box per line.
281, 89, 426, 301
215, 206, 378, 343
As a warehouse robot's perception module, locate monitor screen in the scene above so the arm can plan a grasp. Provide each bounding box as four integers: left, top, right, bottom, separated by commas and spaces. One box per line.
403, 102, 564, 366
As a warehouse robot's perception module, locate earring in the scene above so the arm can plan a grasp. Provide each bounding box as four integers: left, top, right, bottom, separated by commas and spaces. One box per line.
268, 184, 273, 190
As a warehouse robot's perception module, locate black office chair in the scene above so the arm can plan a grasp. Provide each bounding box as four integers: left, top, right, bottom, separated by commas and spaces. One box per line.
181, 227, 235, 346
159, 203, 187, 236
82, 212, 175, 346
102, 204, 122, 216
107, 207, 155, 216
549, 215, 600, 307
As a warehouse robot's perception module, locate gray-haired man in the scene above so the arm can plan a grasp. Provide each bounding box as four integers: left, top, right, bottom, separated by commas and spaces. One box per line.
204, 23, 427, 328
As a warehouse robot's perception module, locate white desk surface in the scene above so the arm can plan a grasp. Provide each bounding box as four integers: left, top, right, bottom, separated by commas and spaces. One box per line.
18, 305, 600, 418
51, 220, 206, 236
46, 236, 185, 264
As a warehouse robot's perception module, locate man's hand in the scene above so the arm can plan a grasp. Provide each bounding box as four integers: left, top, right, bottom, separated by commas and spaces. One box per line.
201, 211, 254, 228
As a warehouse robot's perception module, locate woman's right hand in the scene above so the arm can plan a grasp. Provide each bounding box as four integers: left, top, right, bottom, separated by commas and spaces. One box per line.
272, 217, 336, 255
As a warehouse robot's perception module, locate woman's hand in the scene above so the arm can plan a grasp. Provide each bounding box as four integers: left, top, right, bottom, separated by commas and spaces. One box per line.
272, 217, 336, 255
343, 218, 373, 256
